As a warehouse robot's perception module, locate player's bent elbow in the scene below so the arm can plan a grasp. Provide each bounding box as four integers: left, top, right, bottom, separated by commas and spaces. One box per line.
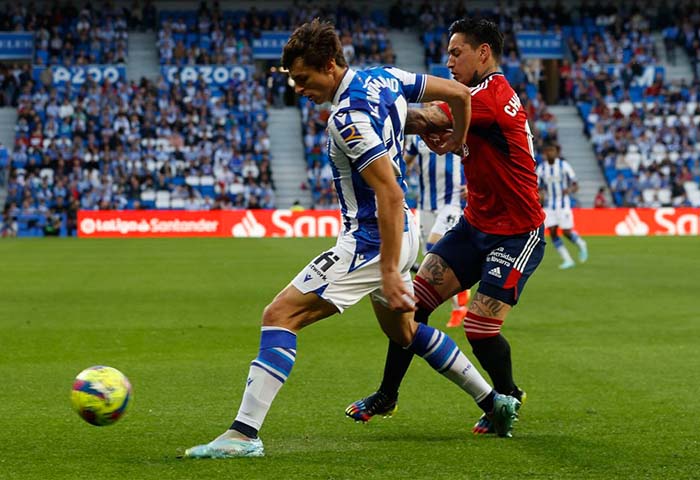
450, 82, 471, 103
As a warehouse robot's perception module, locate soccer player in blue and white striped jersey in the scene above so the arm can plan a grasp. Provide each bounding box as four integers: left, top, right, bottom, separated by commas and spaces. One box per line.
536, 140, 588, 269
405, 133, 470, 326
184, 19, 519, 459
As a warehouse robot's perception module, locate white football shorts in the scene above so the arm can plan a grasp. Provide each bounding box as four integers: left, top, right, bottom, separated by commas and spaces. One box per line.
420, 204, 463, 243
291, 218, 420, 313
544, 207, 574, 230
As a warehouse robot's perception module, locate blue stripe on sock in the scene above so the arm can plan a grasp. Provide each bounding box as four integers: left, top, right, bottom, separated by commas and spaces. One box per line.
552, 237, 563, 248
410, 324, 462, 372
251, 361, 287, 383
425, 330, 443, 355
409, 323, 431, 354
439, 349, 460, 373
260, 329, 297, 350
427, 337, 457, 370
258, 349, 294, 377
425, 334, 448, 362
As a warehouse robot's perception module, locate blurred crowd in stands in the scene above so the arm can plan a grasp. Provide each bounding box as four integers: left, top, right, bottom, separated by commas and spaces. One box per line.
2, 71, 275, 237
4, 1, 700, 236
157, 3, 394, 67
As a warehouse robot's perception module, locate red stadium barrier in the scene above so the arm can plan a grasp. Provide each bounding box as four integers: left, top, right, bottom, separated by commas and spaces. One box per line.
77, 209, 343, 238
572, 208, 700, 236
77, 208, 700, 238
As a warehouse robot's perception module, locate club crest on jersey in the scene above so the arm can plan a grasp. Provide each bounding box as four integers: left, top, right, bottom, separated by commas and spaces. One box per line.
334, 114, 364, 147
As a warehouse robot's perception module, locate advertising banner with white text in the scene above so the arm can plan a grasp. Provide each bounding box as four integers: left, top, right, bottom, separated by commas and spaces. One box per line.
78, 208, 700, 238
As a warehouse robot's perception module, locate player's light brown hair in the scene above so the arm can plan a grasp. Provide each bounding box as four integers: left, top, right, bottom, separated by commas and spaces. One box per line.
281, 19, 348, 71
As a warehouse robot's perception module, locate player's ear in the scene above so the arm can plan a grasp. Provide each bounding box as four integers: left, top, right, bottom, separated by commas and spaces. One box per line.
325, 58, 336, 74
480, 44, 489, 60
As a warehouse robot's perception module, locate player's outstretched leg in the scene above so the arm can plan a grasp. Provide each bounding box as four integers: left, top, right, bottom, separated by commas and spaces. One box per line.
406, 322, 520, 437
553, 236, 575, 269
184, 326, 298, 458
565, 230, 588, 263
345, 276, 441, 422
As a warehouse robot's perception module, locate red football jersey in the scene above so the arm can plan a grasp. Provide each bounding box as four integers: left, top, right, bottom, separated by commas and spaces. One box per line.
439, 73, 544, 235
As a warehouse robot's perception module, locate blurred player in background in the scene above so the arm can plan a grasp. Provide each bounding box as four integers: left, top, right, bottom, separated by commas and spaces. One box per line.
536, 139, 588, 269
184, 19, 519, 459
405, 132, 470, 327
346, 18, 544, 436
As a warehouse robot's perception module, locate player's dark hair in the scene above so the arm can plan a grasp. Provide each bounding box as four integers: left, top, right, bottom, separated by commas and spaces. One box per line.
281, 19, 347, 71
449, 18, 504, 61
542, 138, 559, 149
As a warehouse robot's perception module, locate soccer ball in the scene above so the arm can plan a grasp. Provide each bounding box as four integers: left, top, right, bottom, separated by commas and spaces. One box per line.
71, 366, 132, 426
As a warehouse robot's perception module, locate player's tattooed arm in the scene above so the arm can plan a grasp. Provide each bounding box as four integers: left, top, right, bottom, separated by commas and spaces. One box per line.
405, 105, 452, 135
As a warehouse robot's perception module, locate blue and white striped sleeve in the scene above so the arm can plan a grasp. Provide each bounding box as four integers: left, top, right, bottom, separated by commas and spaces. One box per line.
563, 161, 577, 184
328, 110, 388, 171
406, 135, 419, 156
384, 67, 427, 104
535, 164, 545, 187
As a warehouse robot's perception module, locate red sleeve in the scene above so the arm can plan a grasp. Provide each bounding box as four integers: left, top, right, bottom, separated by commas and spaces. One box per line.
437, 101, 453, 122
437, 94, 494, 127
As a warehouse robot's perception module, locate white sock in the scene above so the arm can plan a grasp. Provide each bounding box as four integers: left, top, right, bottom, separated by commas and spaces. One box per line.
234, 327, 297, 431
408, 323, 492, 402
441, 350, 493, 402
234, 364, 287, 430
556, 244, 573, 263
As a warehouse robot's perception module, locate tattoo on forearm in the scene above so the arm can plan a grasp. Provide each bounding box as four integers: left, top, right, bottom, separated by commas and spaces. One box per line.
470, 292, 508, 317
425, 105, 451, 132
422, 255, 450, 286
405, 109, 427, 135
405, 106, 451, 135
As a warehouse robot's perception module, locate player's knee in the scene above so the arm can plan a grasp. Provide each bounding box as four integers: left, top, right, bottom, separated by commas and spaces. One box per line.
261, 299, 302, 330
464, 311, 503, 342
261, 301, 284, 327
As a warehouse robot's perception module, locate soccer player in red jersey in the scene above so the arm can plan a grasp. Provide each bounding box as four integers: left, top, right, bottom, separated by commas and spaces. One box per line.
346, 18, 546, 435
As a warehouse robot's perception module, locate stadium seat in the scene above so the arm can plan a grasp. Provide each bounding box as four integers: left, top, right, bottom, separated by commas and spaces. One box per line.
170, 198, 185, 209
155, 191, 171, 209
657, 188, 671, 205
185, 176, 200, 186
642, 189, 656, 205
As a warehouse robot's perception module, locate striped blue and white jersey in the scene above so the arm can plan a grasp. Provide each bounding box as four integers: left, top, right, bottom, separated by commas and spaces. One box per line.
406, 135, 465, 211
536, 158, 577, 210
327, 67, 426, 247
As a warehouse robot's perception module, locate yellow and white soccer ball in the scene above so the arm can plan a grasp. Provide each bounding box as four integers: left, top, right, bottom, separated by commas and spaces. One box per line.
71, 366, 132, 426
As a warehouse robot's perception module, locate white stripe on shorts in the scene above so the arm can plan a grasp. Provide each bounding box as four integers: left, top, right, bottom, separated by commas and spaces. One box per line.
513, 229, 540, 272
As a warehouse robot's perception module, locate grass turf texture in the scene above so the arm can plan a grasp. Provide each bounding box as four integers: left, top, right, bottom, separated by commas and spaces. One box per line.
0, 237, 698, 479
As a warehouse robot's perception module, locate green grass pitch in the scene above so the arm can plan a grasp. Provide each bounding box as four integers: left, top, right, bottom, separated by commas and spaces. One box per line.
0, 237, 698, 479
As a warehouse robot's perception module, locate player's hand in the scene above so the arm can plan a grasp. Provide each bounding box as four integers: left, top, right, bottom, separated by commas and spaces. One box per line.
420, 130, 464, 156
382, 270, 417, 312
460, 185, 468, 200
